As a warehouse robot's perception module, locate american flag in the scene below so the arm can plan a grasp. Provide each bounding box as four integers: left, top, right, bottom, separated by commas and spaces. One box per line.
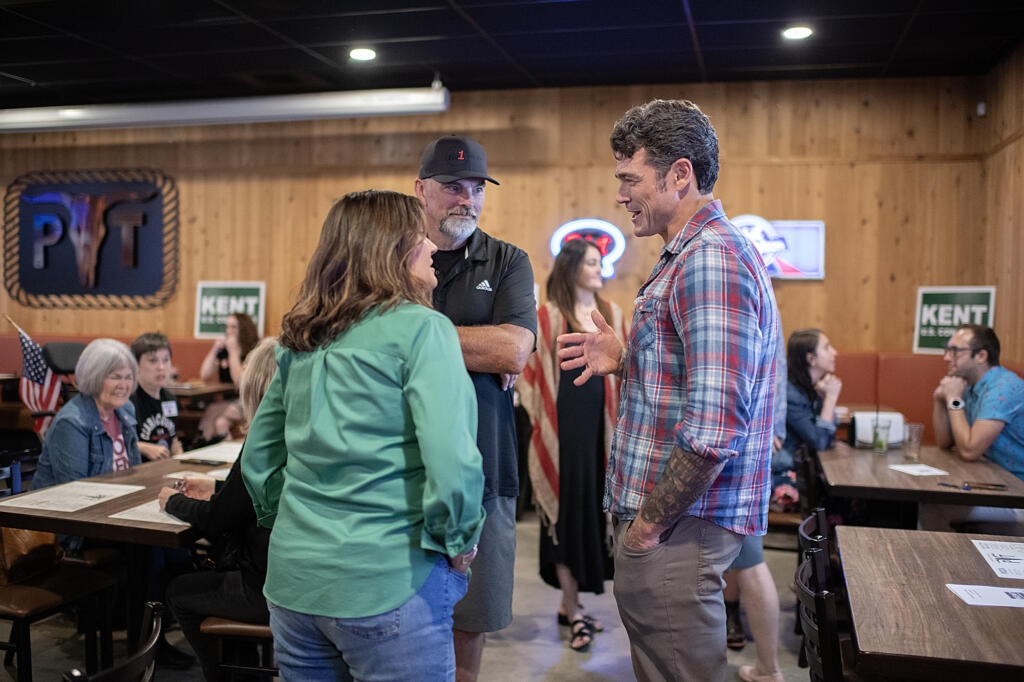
17, 329, 62, 434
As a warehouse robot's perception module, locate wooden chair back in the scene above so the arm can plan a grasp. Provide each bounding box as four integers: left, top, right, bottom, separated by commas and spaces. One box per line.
799, 506, 831, 587
795, 548, 843, 682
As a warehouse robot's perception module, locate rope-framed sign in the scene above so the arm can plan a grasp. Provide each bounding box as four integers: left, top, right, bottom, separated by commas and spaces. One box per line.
3, 168, 179, 309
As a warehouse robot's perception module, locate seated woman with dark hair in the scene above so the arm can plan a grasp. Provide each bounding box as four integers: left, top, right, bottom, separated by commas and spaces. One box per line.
159, 336, 278, 681
783, 328, 842, 454
198, 312, 260, 441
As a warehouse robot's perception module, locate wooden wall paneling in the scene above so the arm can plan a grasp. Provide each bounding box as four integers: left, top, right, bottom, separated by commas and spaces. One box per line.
1, 67, 1018, 359
981, 44, 1024, 364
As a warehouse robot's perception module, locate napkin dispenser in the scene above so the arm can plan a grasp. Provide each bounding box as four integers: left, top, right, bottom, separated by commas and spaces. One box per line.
851, 411, 904, 448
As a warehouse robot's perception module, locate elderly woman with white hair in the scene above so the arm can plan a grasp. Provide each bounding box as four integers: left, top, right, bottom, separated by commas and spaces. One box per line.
33, 338, 142, 489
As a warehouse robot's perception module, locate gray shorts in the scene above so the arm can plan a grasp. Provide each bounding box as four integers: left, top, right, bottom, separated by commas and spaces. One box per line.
452, 495, 516, 633
728, 532, 764, 570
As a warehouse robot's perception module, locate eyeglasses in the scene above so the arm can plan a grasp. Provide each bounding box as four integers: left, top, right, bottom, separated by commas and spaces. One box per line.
943, 345, 974, 356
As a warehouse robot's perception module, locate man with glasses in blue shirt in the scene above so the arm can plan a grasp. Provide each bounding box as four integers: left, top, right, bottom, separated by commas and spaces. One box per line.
921, 324, 1024, 530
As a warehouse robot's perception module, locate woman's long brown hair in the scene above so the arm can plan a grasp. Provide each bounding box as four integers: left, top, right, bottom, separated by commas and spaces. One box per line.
279, 190, 431, 352
546, 238, 610, 332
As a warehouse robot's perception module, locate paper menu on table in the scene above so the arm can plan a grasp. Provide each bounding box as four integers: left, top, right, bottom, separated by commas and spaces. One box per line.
0, 481, 144, 512
164, 469, 231, 481
947, 584, 1024, 607
173, 440, 242, 464
108, 500, 188, 526
888, 464, 948, 476
972, 539, 1024, 579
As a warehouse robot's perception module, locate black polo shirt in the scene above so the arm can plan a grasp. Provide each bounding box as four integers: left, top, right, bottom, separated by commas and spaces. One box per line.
432, 228, 537, 501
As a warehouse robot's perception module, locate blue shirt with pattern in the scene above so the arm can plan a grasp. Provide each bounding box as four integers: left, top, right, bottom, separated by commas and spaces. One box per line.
964, 365, 1024, 481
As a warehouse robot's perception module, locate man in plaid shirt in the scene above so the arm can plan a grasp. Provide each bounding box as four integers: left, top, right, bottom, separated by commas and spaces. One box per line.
559, 99, 780, 681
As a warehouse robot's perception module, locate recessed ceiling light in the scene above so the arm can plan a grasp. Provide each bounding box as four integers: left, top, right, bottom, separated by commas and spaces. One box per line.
349, 48, 376, 61
782, 26, 813, 40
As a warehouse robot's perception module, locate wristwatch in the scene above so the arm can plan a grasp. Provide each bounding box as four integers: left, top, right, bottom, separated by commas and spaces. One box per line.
947, 398, 964, 411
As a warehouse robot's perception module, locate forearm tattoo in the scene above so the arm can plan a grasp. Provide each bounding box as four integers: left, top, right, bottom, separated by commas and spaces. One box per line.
639, 446, 726, 529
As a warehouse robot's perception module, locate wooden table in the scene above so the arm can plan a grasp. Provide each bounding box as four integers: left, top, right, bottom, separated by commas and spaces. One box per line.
167, 381, 237, 443
0, 458, 219, 645
0, 400, 35, 431
166, 381, 237, 407
818, 441, 1024, 507
837, 525, 1024, 681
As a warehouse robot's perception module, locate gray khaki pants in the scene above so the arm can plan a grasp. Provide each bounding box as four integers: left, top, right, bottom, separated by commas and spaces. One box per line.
613, 514, 744, 682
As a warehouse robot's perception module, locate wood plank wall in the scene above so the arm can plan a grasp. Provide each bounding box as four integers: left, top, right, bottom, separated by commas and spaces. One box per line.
2, 44, 1021, 362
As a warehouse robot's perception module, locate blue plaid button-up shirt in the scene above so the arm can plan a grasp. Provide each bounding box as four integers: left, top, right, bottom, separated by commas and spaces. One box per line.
604, 200, 780, 535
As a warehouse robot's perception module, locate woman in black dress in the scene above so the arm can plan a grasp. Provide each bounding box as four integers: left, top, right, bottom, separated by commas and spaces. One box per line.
521, 239, 627, 652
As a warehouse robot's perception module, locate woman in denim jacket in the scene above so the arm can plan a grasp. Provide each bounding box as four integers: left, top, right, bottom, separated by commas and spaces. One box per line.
782, 328, 842, 455
33, 338, 142, 490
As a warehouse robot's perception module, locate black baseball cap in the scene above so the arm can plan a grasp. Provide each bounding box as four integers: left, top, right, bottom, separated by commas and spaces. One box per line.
418, 134, 499, 185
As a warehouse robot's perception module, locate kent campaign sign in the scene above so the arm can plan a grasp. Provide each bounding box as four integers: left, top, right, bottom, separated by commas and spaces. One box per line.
914, 286, 996, 354
4, 168, 178, 309
194, 282, 266, 338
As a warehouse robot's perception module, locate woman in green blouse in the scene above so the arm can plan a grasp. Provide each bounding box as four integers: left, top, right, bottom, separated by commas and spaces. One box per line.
242, 190, 486, 681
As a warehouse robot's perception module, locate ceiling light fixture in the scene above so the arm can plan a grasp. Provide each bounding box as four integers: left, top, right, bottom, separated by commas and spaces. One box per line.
782, 26, 813, 40
0, 85, 449, 133
349, 48, 376, 61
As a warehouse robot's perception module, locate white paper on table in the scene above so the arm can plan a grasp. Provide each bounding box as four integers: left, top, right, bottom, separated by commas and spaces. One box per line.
163, 470, 208, 480
173, 440, 242, 464
946, 584, 1024, 607
108, 500, 188, 526
0, 481, 145, 512
972, 539, 1024, 579
207, 468, 231, 481
888, 464, 949, 476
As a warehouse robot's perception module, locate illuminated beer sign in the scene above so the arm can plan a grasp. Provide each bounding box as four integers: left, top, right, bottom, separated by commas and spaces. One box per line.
549, 218, 626, 278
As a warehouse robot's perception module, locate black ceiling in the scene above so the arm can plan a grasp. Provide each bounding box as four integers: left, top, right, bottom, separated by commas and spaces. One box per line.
1, 0, 1022, 109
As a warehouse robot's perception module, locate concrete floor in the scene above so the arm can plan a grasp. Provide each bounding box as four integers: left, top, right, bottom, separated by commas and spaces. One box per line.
9, 512, 805, 681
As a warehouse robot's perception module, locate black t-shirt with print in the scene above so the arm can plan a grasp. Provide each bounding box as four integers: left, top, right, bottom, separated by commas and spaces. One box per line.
131, 386, 178, 450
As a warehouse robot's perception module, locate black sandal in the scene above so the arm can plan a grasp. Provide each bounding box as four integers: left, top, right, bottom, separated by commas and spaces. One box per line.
558, 606, 604, 632
569, 617, 593, 652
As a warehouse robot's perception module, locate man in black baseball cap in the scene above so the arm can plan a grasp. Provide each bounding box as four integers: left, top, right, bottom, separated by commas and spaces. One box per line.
414, 135, 536, 682
418, 134, 500, 185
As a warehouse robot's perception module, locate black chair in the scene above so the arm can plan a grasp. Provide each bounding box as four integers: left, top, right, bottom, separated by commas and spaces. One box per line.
795, 506, 835, 667
62, 601, 162, 682
199, 616, 278, 681
795, 548, 845, 682
0, 553, 115, 682
0, 430, 41, 496
29, 343, 86, 424
799, 508, 830, 560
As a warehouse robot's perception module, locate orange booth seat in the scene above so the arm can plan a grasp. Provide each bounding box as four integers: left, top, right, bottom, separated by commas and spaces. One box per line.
1, 333, 213, 383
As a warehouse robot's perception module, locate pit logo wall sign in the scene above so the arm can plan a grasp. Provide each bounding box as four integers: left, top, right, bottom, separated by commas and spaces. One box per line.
549, 219, 625, 278
3, 168, 178, 309
913, 286, 995, 354
195, 281, 266, 338
732, 214, 825, 280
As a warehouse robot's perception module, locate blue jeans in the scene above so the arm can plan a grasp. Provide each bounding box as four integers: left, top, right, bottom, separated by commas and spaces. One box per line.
268, 557, 468, 681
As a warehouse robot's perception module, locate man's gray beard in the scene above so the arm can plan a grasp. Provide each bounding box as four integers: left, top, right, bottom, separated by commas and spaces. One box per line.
438, 216, 477, 242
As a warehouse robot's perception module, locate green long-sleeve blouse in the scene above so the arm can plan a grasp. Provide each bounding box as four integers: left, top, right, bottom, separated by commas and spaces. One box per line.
242, 303, 486, 618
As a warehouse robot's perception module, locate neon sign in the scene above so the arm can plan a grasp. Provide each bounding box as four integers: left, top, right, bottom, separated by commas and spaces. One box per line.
732, 214, 826, 280
549, 218, 626, 278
